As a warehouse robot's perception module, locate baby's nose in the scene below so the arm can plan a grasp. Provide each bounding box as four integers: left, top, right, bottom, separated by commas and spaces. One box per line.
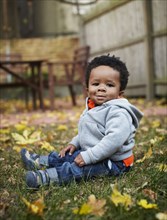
98, 84, 106, 91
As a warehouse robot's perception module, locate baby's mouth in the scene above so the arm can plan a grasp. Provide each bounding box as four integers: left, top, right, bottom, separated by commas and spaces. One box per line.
96, 95, 106, 100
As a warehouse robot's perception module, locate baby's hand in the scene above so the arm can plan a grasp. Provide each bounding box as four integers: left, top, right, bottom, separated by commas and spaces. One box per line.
59, 144, 76, 157
74, 153, 85, 167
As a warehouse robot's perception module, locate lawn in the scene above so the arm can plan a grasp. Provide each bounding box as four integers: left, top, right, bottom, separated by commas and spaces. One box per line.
0, 98, 167, 220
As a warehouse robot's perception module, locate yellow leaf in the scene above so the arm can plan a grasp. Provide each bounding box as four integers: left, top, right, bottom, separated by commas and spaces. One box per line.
0, 134, 10, 142
57, 112, 67, 120
73, 194, 106, 216
23, 130, 31, 139
150, 138, 158, 145
156, 163, 167, 172
11, 133, 27, 145
87, 194, 106, 216
136, 147, 152, 163
22, 196, 45, 216
11, 130, 41, 145
73, 203, 92, 215
111, 185, 132, 209
56, 125, 68, 131
40, 141, 55, 151
13, 145, 31, 153
14, 123, 27, 131
152, 120, 161, 128
0, 128, 10, 134
137, 199, 158, 209
13, 145, 22, 153
30, 131, 41, 140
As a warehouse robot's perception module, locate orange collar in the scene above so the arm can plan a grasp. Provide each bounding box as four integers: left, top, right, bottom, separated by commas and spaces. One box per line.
88, 99, 96, 109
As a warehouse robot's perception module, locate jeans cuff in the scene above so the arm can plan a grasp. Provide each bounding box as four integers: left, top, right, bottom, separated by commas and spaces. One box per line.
46, 168, 59, 183
39, 156, 49, 166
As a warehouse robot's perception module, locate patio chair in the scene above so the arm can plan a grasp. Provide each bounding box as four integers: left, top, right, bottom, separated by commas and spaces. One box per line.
47, 46, 90, 110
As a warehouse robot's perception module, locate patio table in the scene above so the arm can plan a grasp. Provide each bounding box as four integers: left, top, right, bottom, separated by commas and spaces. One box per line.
0, 59, 46, 110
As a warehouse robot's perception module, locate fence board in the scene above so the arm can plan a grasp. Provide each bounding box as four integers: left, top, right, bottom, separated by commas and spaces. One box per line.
82, 0, 167, 98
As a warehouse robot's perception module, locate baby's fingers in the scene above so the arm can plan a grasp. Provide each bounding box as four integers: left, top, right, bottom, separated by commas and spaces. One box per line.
59, 149, 66, 157
69, 147, 75, 155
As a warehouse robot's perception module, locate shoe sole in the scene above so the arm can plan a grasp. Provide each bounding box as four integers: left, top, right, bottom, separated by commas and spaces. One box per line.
26, 171, 39, 188
20, 148, 35, 170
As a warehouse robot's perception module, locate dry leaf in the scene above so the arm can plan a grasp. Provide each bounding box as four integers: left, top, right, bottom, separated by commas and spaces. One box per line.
142, 189, 157, 201
136, 147, 153, 163
22, 196, 45, 216
73, 194, 106, 216
156, 212, 167, 220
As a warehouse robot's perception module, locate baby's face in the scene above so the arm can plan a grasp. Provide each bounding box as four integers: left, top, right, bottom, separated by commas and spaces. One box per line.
88, 65, 122, 106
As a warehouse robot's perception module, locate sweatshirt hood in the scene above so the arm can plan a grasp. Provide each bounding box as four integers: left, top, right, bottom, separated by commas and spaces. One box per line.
104, 98, 143, 128
86, 98, 143, 129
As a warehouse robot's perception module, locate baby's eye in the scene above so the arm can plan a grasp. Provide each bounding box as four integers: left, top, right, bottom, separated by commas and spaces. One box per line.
107, 83, 114, 87
92, 82, 99, 86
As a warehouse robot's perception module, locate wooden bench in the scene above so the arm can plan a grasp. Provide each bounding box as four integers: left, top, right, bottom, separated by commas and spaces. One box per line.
47, 46, 90, 110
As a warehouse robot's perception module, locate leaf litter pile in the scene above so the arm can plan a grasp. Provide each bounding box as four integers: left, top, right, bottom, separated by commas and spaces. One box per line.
0, 97, 167, 220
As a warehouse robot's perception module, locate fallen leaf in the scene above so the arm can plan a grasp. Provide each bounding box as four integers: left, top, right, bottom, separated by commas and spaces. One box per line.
150, 138, 158, 145
156, 212, 167, 220
22, 196, 45, 216
137, 199, 158, 209
13, 145, 22, 153
111, 185, 132, 209
87, 194, 106, 216
142, 189, 157, 201
40, 141, 55, 151
0, 128, 10, 134
14, 122, 28, 131
73, 203, 92, 215
73, 194, 106, 216
136, 147, 152, 163
156, 163, 167, 172
151, 120, 161, 128
155, 128, 167, 135
0, 134, 10, 142
11, 130, 41, 145
56, 125, 68, 131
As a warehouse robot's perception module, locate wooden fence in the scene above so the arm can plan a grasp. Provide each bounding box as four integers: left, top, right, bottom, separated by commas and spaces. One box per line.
81, 0, 167, 99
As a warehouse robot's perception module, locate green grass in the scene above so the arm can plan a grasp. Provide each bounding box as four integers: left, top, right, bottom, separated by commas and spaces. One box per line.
0, 105, 167, 220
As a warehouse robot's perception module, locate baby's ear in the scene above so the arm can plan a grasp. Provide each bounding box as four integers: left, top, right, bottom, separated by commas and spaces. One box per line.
118, 91, 124, 98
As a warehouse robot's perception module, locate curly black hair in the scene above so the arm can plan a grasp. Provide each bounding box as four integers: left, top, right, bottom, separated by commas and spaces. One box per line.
85, 55, 129, 91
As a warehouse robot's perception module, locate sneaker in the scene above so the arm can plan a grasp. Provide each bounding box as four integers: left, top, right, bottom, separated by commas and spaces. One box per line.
20, 148, 40, 170
26, 170, 50, 188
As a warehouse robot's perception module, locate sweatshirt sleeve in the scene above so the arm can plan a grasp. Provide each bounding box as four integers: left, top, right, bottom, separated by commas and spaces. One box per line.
80, 111, 132, 164
69, 134, 80, 149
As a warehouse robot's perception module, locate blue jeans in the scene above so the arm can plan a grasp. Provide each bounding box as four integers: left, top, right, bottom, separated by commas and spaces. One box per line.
44, 150, 131, 185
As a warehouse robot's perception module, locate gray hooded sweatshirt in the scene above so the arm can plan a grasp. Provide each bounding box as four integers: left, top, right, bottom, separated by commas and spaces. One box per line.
70, 98, 143, 165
